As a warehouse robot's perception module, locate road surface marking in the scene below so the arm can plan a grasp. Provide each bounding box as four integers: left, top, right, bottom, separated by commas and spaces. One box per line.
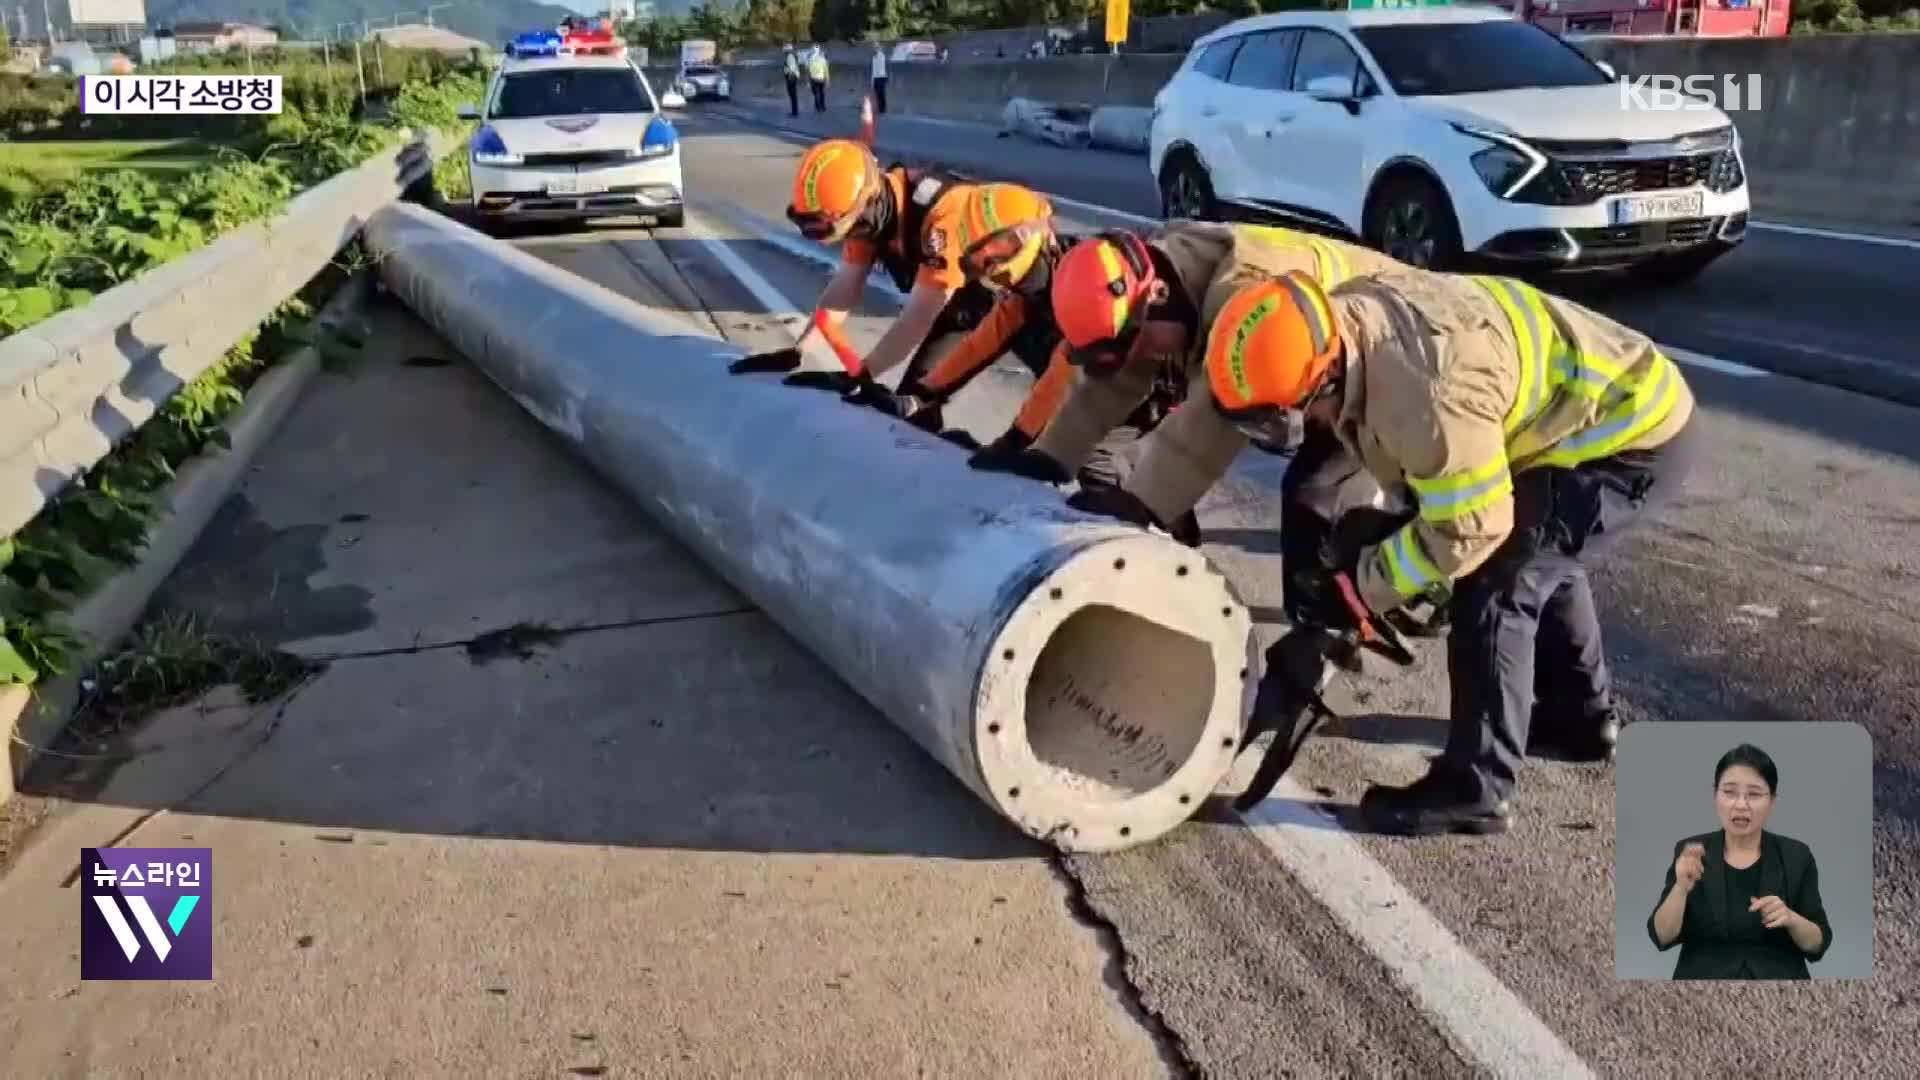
687, 200, 1598, 1080
1749, 220, 1920, 251
684, 208, 852, 374
703, 190, 1770, 381
693, 198, 908, 299
1659, 346, 1768, 378
1242, 782, 1597, 1080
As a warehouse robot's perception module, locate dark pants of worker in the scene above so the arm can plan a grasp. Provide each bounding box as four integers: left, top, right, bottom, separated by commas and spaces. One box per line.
811, 79, 827, 111
1441, 421, 1702, 804
872, 76, 888, 113
785, 76, 800, 116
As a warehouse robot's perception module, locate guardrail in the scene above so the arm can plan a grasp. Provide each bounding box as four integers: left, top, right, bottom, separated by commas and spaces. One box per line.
0, 129, 457, 542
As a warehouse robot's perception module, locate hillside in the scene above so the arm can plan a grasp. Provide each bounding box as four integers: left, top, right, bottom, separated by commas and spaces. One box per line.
138, 0, 581, 48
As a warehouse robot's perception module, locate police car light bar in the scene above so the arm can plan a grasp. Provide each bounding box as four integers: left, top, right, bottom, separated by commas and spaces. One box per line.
560, 29, 626, 57
507, 31, 562, 57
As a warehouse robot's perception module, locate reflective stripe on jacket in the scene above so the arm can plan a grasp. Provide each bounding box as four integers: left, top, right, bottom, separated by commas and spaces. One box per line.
1330, 268, 1695, 614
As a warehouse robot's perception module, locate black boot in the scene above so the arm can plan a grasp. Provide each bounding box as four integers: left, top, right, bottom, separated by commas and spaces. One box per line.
1527, 704, 1619, 763
1359, 763, 1512, 837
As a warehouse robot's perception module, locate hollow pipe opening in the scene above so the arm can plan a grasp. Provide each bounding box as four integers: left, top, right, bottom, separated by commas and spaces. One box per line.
974, 534, 1256, 853
1023, 604, 1213, 803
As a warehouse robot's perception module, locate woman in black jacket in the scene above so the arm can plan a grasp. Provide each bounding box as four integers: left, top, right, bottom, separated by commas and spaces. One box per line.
1647, 743, 1834, 979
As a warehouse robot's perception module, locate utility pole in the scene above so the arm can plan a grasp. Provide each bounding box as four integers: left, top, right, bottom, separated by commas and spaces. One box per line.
426, 3, 451, 28
40, 0, 53, 43
353, 38, 367, 103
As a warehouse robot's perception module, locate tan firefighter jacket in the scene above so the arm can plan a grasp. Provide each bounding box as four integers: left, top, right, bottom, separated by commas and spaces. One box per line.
1320, 267, 1695, 615
1033, 223, 1405, 493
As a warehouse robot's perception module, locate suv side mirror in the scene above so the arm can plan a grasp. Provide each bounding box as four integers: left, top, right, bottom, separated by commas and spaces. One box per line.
1594, 60, 1618, 80
1306, 74, 1364, 116
1306, 75, 1354, 102
456, 103, 479, 120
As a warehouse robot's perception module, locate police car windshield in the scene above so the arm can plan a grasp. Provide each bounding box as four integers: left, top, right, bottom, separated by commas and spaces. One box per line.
494, 68, 653, 118
1354, 23, 1612, 97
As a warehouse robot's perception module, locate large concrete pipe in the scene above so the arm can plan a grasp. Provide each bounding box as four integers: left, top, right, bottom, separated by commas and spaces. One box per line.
362, 203, 1256, 853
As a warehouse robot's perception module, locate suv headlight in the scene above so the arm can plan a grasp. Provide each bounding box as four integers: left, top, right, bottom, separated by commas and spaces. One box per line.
471, 125, 521, 166
1455, 124, 1547, 200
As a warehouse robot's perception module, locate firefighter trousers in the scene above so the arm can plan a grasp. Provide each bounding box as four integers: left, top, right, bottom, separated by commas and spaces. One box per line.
1441, 419, 1702, 803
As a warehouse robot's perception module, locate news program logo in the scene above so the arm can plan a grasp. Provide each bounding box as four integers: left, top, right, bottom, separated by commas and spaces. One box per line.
80, 847, 212, 981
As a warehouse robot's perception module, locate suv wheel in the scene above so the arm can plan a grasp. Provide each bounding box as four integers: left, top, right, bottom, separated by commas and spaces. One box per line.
1160, 151, 1217, 221
1366, 173, 1463, 270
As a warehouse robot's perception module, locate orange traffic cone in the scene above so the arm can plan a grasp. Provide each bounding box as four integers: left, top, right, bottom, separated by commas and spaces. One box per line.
859, 95, 876, 146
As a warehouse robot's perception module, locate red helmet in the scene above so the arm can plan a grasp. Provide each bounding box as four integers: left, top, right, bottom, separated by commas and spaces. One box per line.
1050, 231, 1160, 375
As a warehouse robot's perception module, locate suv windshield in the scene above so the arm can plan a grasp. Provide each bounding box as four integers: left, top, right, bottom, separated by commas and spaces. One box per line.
492, 68, 653, 118
1354, 23, 1612, 97
684, 66, 719, 77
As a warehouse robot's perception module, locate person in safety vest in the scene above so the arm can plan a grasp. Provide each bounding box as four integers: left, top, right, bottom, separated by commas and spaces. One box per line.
1201, 267, 1701, 836
726, 140, 1052, 406
970, 221, 1407, 544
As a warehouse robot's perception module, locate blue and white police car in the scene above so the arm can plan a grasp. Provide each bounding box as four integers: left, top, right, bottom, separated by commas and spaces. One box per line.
458, 30, 688, 230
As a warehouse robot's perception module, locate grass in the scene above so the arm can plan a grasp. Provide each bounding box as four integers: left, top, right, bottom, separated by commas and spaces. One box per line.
0, 138, 216, 176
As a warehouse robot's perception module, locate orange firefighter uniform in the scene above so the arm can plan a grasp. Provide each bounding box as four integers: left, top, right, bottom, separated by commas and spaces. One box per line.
728, 140, 1053, 397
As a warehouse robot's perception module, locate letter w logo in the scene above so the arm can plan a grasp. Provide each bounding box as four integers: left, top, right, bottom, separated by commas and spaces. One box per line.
91, 895, 200, 962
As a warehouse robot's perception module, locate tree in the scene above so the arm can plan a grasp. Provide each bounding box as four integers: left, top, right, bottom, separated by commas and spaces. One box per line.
0, 24, 11, 65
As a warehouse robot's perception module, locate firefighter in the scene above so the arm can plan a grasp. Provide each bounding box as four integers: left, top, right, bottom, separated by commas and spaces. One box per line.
840, 215, 1143, 472
1199, 267, 1701, 836
970, 222, 1407, 542
726, 140, 1052, 405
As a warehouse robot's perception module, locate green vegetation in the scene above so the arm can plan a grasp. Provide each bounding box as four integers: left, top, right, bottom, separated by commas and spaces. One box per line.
0, 139, 216, 178
1794, 0, 1920, 30
1, 51, 486, 690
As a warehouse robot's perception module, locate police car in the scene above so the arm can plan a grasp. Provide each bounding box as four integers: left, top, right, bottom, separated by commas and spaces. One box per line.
457, 30, 688, 230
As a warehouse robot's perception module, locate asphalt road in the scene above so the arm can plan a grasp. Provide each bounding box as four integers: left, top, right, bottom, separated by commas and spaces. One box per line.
705, 100, 1920, 409
484, 111, 1918, 1078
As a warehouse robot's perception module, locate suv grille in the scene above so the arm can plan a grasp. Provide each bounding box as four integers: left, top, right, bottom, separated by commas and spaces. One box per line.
1512, 128, 1745, 205
522, 149, 633, 167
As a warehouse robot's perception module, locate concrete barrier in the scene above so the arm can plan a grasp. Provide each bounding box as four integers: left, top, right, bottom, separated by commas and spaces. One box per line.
726, 54, 1184, 125
1576, 34, 1920, 230
727, 35, 1920, 233
363, 201, 1258, 854
0, 131, 453, 540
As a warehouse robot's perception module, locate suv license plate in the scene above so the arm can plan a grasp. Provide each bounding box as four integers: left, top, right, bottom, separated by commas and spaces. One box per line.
546, 175, 606, 197
1609, 191, 1704, 225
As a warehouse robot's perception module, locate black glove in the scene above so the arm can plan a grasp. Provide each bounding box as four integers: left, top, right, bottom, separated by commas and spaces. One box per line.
1067, 485, 1159, 529
843, 378, 944, 431
968, 429, 1069, 485
728, 347, 802, 375
1286, 565, 1363, 636
782, 370, 862, 393
937, 429, 982, 452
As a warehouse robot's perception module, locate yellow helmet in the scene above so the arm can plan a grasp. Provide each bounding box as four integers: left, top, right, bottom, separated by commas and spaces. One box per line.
956, 185, 1054, 289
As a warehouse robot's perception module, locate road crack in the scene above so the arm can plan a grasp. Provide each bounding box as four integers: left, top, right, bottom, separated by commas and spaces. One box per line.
309, 606, 759, 665
1051, 854, 1202, 1079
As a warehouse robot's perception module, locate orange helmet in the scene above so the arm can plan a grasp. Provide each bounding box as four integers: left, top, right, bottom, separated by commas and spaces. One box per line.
1050, 230, 1160, 375
1204, 272, 1342, 425
787, 139, 885, 243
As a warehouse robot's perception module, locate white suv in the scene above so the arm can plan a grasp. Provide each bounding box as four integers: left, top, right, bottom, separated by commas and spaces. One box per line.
1148, 6, 1750, 281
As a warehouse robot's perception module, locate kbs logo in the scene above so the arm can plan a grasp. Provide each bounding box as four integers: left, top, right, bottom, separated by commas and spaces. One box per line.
1619, 74, 1764, 113
81, 848, 212, 980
